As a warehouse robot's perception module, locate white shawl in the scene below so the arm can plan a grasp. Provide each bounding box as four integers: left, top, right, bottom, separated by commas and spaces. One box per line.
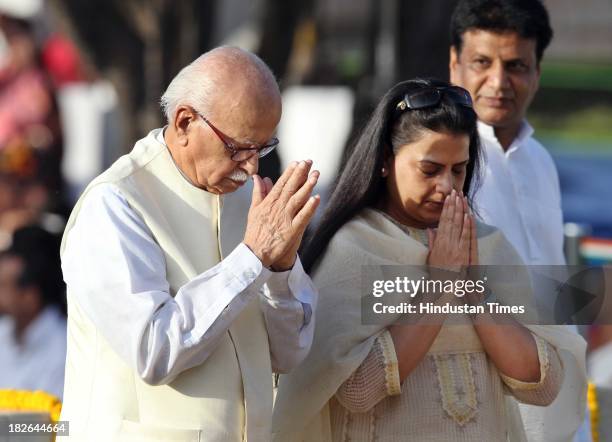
272, 209, 587, 441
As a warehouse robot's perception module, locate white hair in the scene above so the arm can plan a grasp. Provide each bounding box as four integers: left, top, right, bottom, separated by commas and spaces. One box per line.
159, 55, 214, 123
160, 46, 278, 124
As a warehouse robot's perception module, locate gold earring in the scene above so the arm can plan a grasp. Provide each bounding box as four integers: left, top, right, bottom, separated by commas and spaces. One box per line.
381, 167, 387, 177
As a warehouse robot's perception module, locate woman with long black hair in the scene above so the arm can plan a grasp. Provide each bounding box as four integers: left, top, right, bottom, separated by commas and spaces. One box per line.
272, 78, 585, 442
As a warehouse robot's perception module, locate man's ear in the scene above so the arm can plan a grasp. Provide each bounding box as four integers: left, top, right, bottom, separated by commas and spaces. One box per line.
173, 106, 195, 147
449, 46, 459, 83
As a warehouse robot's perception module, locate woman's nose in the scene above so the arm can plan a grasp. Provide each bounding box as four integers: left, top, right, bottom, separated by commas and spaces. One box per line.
436, 171, 453, 196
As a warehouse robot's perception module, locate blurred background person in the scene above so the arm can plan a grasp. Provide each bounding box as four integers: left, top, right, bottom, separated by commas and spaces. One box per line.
0, 224, 66, 399
0, 0, 67, 249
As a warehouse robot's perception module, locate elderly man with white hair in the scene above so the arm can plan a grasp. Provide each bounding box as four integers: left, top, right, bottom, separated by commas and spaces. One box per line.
58, 47, 320, 442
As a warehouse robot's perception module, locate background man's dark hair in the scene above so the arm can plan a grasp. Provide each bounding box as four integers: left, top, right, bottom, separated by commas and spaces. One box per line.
450, 0, 553, 63
4, 225, 66, 314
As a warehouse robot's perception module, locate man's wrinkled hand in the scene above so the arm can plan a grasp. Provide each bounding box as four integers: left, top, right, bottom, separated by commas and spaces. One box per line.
243, 160, 320, 270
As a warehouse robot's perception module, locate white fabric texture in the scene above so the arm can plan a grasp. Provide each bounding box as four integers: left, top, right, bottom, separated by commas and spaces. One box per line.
473, 120, 565, 266
473, 121, 587, 442
0, 307, 66, 398
61, 182, 316, 384
272, 209, 587, 442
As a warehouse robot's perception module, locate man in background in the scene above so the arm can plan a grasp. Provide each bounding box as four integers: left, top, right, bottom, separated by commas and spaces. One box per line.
0, 225, 66, 399
449, 1, 587, 441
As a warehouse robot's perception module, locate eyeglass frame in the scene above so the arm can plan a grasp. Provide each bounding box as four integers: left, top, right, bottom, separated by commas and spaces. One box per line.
193, 110, 279, 162
395, 86, 473, 112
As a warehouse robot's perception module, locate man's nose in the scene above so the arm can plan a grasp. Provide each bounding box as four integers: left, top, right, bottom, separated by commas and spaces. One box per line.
487, 62, 510, 91
241, 154, 259, 175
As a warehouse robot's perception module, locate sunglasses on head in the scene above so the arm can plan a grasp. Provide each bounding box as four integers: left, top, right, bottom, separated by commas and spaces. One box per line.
396, 86, 473, 111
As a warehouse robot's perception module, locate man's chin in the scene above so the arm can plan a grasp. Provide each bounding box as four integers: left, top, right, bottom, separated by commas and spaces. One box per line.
217, 178, 247, 194
476, 108, 519, 128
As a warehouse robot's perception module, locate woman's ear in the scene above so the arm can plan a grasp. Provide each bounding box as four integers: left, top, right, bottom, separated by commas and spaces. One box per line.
381, 149, 392, 177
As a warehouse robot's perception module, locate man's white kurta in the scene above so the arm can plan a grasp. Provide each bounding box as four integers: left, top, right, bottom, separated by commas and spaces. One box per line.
59, 128, 317, 442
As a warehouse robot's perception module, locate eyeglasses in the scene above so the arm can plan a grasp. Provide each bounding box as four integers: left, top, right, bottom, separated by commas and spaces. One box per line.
194, 111, 279, 162
396, 86, 473, 111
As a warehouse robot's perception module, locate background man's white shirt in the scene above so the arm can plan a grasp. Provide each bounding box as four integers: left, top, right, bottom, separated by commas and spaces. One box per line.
472, 121, 589, 442
473, 120, 565, 266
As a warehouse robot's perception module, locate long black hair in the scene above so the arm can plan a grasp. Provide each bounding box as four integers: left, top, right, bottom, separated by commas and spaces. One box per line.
301, 78, 483, 273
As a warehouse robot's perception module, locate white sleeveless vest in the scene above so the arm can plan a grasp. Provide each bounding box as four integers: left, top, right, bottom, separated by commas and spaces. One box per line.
59, 129, 272, 442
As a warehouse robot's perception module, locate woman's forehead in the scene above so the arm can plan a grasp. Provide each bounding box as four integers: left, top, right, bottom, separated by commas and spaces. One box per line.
397, 131, 470, 161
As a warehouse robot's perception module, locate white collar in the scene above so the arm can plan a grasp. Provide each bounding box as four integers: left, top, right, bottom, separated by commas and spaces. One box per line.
477, 120, 534, 153
155, 126, 167, 145
155, 126, 198, 187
